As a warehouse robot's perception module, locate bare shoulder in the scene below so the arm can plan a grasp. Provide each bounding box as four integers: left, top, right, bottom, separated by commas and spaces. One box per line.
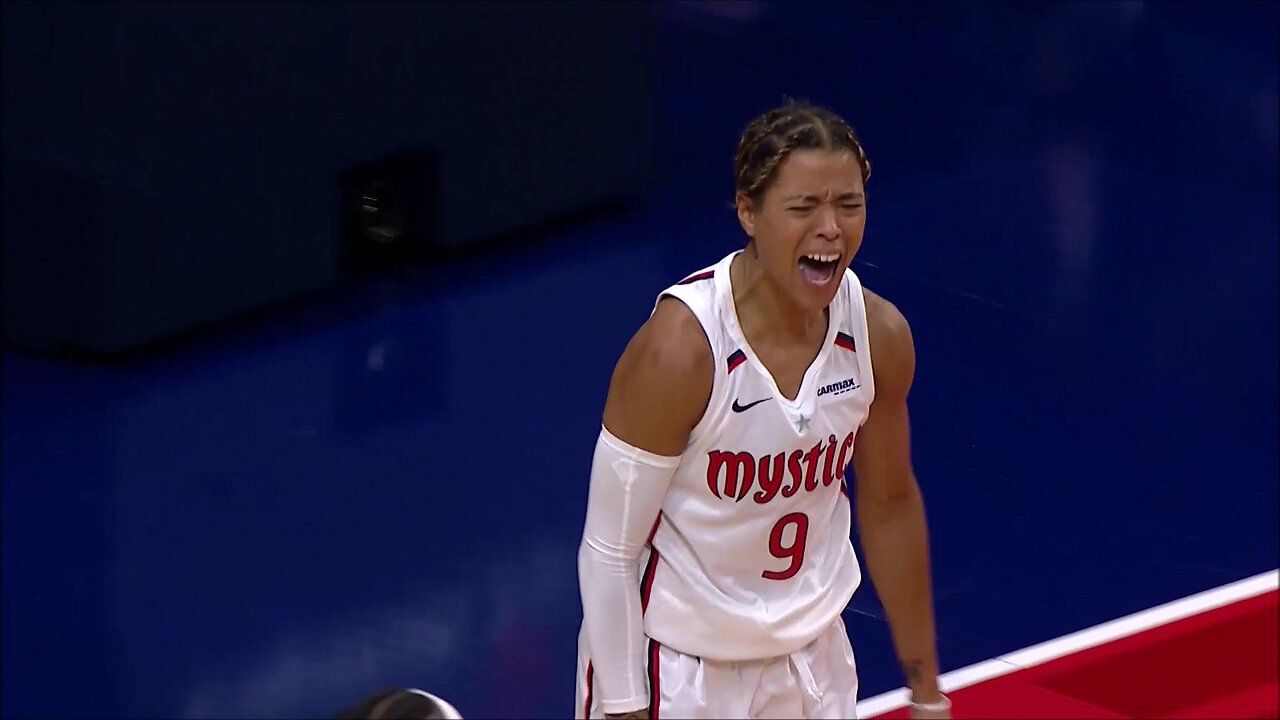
601, 296, 714, 456
861, 286, 916, 399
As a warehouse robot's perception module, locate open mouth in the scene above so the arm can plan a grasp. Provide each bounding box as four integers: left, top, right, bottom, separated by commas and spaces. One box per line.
797, 252, 841, 287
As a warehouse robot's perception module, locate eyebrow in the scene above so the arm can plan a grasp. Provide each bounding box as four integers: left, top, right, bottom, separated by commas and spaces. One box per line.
783, 192, 864, 203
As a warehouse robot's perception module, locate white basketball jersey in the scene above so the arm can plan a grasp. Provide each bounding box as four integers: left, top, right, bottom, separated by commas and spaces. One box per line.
638, 250, 876, 662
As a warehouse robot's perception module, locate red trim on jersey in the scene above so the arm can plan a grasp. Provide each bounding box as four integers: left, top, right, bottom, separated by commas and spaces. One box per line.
583, 662, 594, 718
647, 639, 663, 719
642, 516, 661, 610
726, 350, 747, 373
677, 270, 714, 285
835, 332, 856, 352
640, 548, 660, 612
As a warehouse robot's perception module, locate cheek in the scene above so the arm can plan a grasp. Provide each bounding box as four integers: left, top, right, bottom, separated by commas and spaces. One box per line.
841, 215, 866, 238
756, 216, 805, 249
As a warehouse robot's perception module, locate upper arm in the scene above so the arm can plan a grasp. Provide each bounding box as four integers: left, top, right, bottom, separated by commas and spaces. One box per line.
601, 296, 714, 457
852, 288, 919, 507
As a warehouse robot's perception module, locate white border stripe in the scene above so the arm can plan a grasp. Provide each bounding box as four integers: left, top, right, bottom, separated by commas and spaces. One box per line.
855, 568, 1279, 717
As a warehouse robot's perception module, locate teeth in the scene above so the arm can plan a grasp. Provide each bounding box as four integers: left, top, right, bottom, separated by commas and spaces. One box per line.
804, 253, 840, 263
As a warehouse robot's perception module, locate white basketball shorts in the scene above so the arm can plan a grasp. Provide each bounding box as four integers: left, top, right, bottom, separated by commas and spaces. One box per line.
575, 616, 860, 719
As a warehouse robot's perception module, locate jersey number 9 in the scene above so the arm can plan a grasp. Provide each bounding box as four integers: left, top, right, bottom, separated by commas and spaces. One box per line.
762, 512, 809, 580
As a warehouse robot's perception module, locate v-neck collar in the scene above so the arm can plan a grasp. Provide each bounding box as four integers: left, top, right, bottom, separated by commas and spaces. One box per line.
716, 251, 838, 407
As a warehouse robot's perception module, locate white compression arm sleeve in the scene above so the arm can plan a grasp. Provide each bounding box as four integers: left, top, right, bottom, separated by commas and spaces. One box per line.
577, 425, 681, 714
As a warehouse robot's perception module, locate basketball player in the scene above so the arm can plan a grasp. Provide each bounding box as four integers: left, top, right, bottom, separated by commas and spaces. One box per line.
575, 100, 950, 720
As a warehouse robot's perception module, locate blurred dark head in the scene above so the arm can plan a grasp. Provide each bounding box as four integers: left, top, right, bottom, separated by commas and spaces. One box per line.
334, 688, 463, 720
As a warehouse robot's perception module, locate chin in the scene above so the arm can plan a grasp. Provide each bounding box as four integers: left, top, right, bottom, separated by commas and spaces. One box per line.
792, 285, 839, 314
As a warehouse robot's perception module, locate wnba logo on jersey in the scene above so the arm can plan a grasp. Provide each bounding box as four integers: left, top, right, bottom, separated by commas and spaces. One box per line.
706, 432, 857, 503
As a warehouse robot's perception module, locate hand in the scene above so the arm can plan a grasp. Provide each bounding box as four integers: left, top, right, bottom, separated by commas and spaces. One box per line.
605, 711, 649, 720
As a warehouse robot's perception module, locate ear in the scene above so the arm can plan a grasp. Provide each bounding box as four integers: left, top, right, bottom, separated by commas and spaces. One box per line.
735, 192, 756, 238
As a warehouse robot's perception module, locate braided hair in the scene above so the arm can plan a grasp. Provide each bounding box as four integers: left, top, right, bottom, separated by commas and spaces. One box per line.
733, 99, 871, 204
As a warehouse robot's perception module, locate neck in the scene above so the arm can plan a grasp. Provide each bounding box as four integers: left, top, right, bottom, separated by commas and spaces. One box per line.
731, 249, 827, 342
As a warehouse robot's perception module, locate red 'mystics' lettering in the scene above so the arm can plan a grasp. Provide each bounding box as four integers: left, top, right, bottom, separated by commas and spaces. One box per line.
706, 431, 857, 503
706, 451, 754, 501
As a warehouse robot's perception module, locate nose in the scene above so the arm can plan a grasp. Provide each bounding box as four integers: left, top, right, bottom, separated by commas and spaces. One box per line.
815, 204, 840, 240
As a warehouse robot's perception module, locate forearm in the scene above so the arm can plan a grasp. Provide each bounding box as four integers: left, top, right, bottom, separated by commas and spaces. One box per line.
578, 426, 679, 713
858, 484, 941, 696
578, 542, 650, 713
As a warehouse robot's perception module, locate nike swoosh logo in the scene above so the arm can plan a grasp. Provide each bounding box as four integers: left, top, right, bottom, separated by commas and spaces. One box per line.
731, 397, 772, 413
